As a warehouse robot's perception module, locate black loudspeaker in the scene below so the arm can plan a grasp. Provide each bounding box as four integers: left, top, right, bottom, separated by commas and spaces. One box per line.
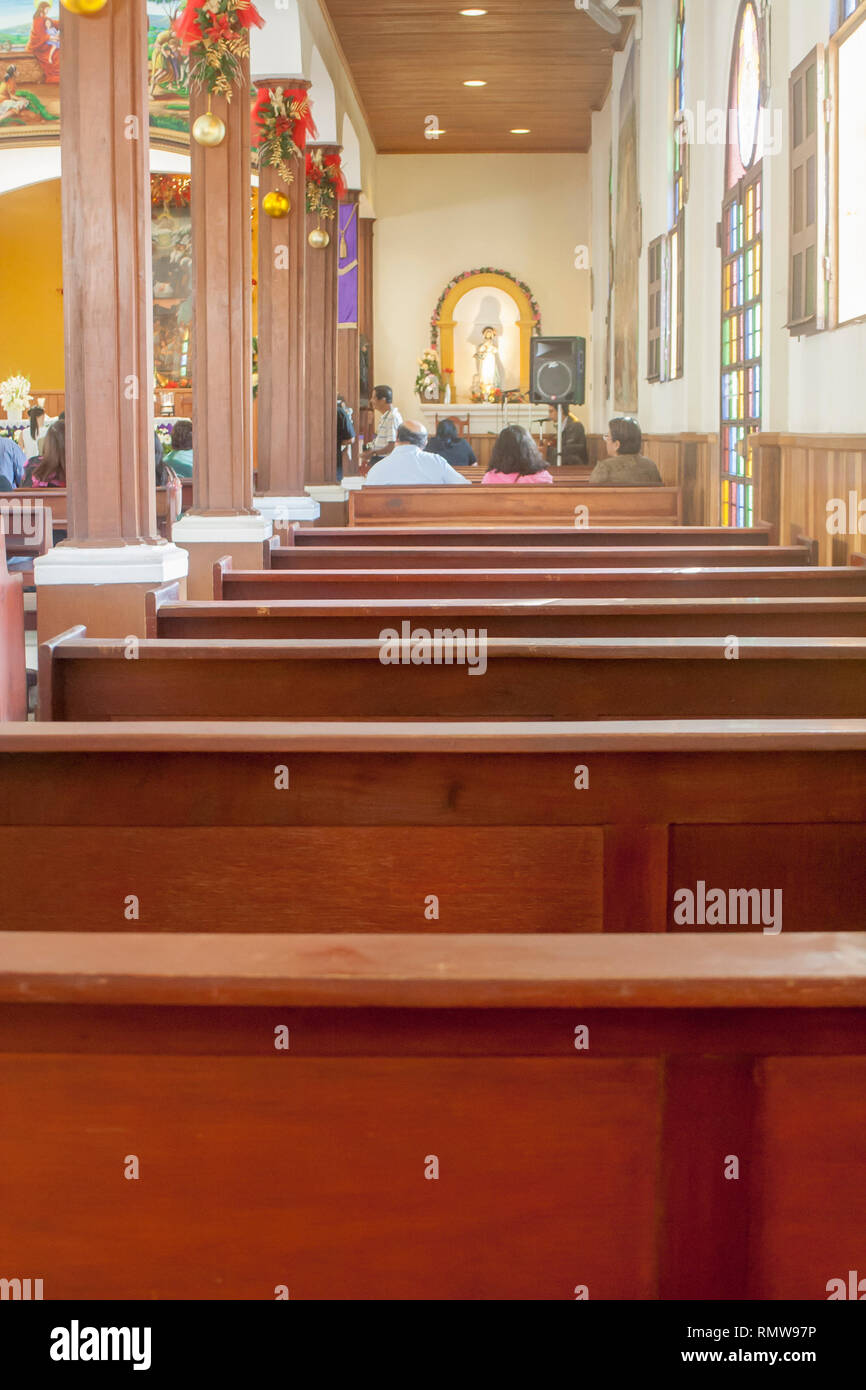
529, 336, 586, 406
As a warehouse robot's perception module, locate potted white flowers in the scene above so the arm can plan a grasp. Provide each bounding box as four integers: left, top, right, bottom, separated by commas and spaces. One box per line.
0, 374, 32, 422
414, 350, 443, 403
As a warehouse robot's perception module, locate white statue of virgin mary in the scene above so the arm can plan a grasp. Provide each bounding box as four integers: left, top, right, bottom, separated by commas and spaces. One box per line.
473, 326, 505, 396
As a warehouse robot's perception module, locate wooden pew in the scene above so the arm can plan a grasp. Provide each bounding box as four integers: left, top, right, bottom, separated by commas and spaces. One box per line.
147, 592, 866, 641
39, 630, 866, 725
290, 524, 775, 548
268, 544, 811, 571
1, 924, 863, 1298
349, 485, 683, 528
2, 720, 866, 934
5, 485, 181, 540
0, 500, 52, 583
214, 560, 866, 603
0, 534, 27, 721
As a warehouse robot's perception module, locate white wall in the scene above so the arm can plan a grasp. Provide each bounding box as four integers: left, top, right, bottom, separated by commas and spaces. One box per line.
590, 0, 866, 438
374, 153, 591, 419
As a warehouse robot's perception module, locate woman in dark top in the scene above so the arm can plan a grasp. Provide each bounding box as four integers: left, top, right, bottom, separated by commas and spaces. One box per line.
22, 419, 66, 487
424, 417, 477, 468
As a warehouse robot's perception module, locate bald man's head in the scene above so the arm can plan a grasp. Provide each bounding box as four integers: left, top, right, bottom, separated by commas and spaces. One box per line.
397, 420, 428, 447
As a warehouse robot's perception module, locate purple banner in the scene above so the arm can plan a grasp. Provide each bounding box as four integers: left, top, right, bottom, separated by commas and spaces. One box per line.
338, 202, 359, 328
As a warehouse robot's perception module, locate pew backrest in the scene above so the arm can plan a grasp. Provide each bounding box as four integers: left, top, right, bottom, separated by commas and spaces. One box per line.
0, 532, 27, 720
269, 544, 810, 571
348, 485, 683, 528
290, 524, 775, 548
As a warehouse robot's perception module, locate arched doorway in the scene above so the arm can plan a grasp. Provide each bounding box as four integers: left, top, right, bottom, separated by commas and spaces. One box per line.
434, 271, 539, 398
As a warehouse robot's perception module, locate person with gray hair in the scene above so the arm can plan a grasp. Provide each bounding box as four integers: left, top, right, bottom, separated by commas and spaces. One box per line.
364, 419, 471, 485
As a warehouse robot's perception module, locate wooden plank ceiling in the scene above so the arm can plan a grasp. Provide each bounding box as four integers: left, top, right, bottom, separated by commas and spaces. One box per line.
320, 0, 634, 154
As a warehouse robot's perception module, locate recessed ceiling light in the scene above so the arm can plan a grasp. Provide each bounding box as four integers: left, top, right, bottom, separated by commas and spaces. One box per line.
460, 8, 488, 14
510, 128, 531, 134
464, 79, 487, 87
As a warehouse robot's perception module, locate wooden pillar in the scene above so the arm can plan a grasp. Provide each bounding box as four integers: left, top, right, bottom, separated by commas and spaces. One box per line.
254, 77, 310, 507
172, 59, 272, 597
36, 0, 188, 642
337, 190, 361, 472
304, 143, 342, 487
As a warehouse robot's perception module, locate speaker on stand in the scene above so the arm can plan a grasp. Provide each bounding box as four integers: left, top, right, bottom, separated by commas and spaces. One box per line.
529, 335, 586, 466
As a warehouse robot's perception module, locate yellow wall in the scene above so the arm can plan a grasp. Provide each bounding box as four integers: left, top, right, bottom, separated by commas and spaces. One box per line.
0, 179, 64, 389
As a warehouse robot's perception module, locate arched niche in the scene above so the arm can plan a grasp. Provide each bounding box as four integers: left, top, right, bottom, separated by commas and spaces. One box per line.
308, 46, 337, 143
437, 272, 537, 396
341, 113, 362, 190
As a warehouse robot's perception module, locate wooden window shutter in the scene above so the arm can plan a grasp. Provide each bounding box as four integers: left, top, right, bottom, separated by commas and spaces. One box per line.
647, 235, 663, 381
788, 45, 826, 332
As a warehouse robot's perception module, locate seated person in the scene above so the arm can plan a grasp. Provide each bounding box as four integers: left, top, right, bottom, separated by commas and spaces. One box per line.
22, 406, 49, 461
22, 419, 65, 487
360, 385, 403, 469
365, 420, 471, 485
424, 417, 477, 469
336, 396, 355, 481
482, 425, 553, 484
590, 417, 663, 485
544, 404, 588, 467
0, 433, 26, 488
163, 419, 193, 477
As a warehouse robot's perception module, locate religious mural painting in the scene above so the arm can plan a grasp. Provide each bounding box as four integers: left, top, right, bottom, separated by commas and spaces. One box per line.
0, 1, 190, 146
613, 41, 640, 413
151, 174, 192, 389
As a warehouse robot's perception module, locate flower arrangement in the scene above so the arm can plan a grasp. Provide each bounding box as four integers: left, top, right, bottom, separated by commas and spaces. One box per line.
305, 147, 347, 221
0, 374, 31, 419
415, 349, 443, 399
430, 268, 542, 347
151, 175, 191, 209
252, 85, 317, 188
173, 0, 264, 100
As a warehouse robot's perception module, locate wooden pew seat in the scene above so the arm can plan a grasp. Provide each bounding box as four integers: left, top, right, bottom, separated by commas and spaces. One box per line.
147, 593, 866, 642
269, 544, 810, 571
349, 485, 683, 528
1, 927, 863, 1298
291, 524, 774, 548
215, 562, 866, 603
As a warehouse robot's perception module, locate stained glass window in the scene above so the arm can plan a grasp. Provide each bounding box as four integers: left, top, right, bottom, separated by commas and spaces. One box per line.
673, 0, 686, 223
648, 0, 685, 384
721, 3, 763, 527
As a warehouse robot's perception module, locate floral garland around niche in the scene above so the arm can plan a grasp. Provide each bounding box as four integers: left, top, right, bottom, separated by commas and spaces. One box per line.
305, 147, 347, 222
429, 268, 542, 348
252, 85, 317, 189
174, 0, 264, 100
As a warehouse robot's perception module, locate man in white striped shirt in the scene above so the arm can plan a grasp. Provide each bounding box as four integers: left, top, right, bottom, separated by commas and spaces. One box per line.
361, 385, 403, 467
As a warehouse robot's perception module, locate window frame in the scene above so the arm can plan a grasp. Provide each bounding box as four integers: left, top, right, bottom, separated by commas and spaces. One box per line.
647, 234, 664, 382
787, 45, 826, 335
829, 0, 866, 328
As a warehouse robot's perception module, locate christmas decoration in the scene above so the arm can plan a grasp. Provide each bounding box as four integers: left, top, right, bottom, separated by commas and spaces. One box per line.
430, 268, 542, 347
252, 85, 316, 191
191, 110, 226, 146
174, 0, 264, 101
305, 146, 346, 223
61, 0, 108, 14
308, 226, 330, 249
262, 190, 290, 218
150, 175, 192, 209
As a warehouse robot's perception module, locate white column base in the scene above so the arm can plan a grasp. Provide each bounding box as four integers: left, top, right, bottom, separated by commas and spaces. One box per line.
34, 542, 189, 586
172, 513, 274, 543
251, 496, 320, 525
339, 476, 365, 490
304, 485, 349, 503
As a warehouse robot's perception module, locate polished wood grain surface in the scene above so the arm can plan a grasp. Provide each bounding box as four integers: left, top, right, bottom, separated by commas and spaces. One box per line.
269, 544, 811, 570
349, 485, 683, 527
0, 533, 27, 721
291, 524, 774, 548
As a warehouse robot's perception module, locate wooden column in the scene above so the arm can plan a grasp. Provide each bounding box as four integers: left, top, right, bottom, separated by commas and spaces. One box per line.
255, 78, 309, 501
173, 58, 272, 596
337, 190, 361, 468
36, 0, 188, 642
304, 143, 342, 487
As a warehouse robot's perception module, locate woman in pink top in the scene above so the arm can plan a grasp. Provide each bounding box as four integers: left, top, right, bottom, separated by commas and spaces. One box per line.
482, 425, 553, 485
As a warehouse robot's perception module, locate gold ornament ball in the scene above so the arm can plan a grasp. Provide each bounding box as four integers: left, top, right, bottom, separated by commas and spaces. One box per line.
61, 0, 109, 12
262, 191, 290, 219
192, 112, 226, 148
308, 227, 330, 249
